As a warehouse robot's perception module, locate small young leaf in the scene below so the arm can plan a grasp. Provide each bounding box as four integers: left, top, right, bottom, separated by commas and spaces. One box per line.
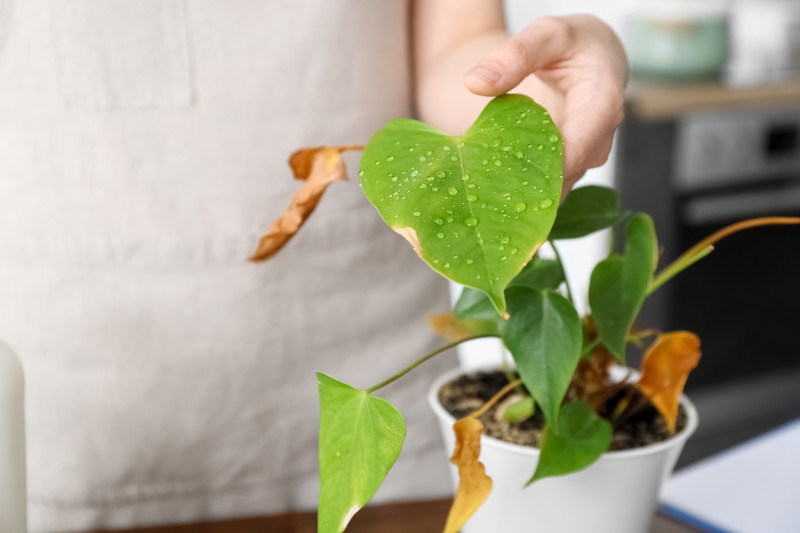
502, 395, 536, 423
638, 332, 701, 432
528, 401, 612, 484
250, 146, 361, 262
360, 94, 563, 315
444, 417, 493, 533
589, 214, 658, 360
317, 373, 405, 533
502, 287, 582, 432
549, 185, 626, 240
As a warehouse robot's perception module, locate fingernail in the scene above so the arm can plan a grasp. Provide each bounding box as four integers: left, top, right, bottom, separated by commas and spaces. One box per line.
467, 62, 501, 84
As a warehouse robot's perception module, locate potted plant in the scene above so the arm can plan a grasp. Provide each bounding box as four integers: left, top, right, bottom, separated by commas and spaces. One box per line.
250, 94, 799, 533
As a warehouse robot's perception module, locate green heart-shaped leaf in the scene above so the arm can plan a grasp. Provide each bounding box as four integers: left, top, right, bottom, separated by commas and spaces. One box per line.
508, 256, 564, 292
502, 287, 582, 432
317, 373, 405, 533
359, 94, 563, 315
528, 401, 612, 484
589, 213, 658, 360
454, 287, 503, 322
550, 185, 627, 240
453, 256, 565, 337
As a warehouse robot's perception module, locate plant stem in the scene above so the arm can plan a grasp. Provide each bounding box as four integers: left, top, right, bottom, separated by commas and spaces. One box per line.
649, 245, 713, 295
365, 334, 498, 394
650, 217, 800, 295
470, 379, 523, 419
549, 240, 575, 304
581, 338, 600, 358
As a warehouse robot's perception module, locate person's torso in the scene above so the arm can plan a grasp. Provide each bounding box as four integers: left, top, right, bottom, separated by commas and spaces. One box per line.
0, 2, 452, 530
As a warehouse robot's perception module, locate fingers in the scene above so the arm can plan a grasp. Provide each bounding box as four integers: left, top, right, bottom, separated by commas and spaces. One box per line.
559, 81, 624, 183
464, 16, 577, 96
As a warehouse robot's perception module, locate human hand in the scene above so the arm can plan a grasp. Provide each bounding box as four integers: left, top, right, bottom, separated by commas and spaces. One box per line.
463, 15, 628, 194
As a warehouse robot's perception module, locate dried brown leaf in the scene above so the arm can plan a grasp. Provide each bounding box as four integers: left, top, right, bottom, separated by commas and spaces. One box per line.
249, 146, 362, 262
443, 416, 492, 533
637, 331, 701, 432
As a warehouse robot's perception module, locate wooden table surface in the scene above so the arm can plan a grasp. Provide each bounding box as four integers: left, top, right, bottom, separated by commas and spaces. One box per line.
85, 499, 700, 533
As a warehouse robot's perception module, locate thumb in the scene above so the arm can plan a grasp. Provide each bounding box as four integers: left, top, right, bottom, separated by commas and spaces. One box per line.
464, 16, 576, 96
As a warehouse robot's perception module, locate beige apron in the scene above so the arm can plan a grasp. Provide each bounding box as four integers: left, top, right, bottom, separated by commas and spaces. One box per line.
0, 1, 453, 530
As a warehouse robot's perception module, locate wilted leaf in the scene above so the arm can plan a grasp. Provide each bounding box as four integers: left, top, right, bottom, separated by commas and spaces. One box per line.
443, 417, 493, 533
317, 373, 405, 533
549, 185, 626, 240
502, 287, 582, 432
428, 312, 501, 343
637, 332, 701, 432
589, 214, 658, 360
250, 146, 362, 262
528, 401, 612, 484
359, 94, 563, 315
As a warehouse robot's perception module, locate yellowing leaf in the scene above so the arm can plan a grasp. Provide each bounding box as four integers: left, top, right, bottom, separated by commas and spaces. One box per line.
637, 332, 701, 432
444, 416, 492, 533
428, 313, 501, 343
249, 145, 362, 262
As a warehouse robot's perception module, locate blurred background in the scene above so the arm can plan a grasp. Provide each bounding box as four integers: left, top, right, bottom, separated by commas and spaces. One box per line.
507, 0, 800, 467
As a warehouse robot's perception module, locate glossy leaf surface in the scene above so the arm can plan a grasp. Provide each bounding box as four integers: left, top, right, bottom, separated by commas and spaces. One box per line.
452, 256, 563, 322
638, 331, 701, 431
317, 374, 405, 533
589, 214, 658, 360
509, 256, 564, 292
529, 401, 612, 484
359, 94, 563, 315
550, 185, 626, 240
502, 287, 582, 432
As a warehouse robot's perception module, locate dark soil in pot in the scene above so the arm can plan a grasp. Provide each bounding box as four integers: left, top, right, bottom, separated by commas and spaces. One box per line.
438, 370, 688, 451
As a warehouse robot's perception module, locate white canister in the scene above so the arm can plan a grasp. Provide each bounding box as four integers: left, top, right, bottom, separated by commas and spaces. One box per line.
0, 340, 27, 533
428, 366, 698, 533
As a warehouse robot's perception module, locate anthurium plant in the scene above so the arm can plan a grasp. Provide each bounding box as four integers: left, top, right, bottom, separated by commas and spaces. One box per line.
251, 94, 800, 533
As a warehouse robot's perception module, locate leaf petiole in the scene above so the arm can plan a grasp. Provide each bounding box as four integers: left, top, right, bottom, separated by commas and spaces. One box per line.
366, 334, 499, 394
649, 216, 800, 295
549, 240, 574, 305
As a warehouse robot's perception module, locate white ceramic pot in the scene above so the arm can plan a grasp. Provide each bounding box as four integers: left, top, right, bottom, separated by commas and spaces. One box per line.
428, 366, 698, 533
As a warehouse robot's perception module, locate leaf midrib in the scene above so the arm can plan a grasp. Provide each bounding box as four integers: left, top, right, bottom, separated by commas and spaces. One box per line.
455, 135, 492, 293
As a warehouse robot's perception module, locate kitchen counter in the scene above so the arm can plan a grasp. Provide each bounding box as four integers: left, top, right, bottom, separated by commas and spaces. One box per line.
628, 79, 800, 120
81, 499, 696, 533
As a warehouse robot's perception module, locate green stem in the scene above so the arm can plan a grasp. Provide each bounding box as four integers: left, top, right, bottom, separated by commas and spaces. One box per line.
581, 338, 600, 358
549, 240, 575, 305
649, 216, 800, 296
366, 334, 498, 394
648, 245, 713, 296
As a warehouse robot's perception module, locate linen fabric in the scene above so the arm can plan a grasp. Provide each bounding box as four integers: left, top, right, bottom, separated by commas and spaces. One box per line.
0, 1, 453, 530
